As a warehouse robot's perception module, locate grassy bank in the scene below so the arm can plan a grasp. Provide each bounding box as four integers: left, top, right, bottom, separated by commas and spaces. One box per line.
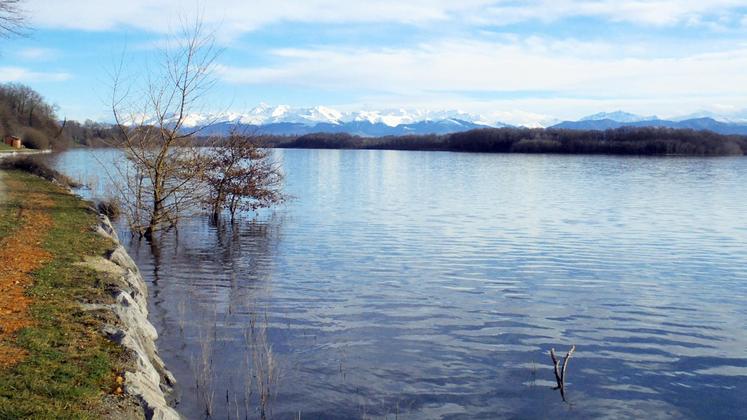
0, 170, 132, 418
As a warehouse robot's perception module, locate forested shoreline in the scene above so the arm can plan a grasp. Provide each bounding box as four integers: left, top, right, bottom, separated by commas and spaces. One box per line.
248, 127, 747, 156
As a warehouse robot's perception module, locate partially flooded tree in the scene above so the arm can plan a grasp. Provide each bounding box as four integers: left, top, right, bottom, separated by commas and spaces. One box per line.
0, 0, 25, 38
111, 18, 219, 237
203, 133, 285, 221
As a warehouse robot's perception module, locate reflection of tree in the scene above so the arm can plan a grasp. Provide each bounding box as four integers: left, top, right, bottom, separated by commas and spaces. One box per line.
121, 213, 284, 418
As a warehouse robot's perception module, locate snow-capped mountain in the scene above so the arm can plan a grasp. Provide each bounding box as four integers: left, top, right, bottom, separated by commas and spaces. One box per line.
164, 105, 498, 129
143, 104, 510, 136
129, 105, 747, 137
671, 109, 747, 124
580, 111, 658, 123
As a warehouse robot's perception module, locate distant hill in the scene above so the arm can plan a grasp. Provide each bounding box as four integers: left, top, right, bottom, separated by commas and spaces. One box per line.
0, 83, 67, 149
552, 117, 747, 136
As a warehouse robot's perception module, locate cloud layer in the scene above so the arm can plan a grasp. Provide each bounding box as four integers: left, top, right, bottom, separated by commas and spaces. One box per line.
213, 35, 747, 119
15, 1, 747, 123
26, 0, 747, 35
0, 66, 71, 83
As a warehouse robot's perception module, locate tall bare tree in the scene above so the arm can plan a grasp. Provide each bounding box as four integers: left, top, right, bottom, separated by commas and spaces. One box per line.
0, 0, 25, 38
111, 18, 220, 237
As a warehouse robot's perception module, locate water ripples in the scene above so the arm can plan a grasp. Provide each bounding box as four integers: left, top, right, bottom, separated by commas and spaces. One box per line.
50, 149, 747, 419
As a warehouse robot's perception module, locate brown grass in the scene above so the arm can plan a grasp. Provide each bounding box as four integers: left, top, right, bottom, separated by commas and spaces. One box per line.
0, 179, 54, 367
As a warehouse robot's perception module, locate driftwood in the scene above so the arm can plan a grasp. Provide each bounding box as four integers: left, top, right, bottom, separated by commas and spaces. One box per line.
550, 345, 576, 402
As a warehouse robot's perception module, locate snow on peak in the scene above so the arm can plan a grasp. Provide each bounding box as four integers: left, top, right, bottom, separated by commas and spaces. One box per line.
671, 109, 747, 124
580, 111, 657, 123
146, 105, 516, 128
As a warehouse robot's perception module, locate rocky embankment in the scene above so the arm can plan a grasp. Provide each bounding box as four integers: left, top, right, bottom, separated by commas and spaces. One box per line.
83, 215, 180, 420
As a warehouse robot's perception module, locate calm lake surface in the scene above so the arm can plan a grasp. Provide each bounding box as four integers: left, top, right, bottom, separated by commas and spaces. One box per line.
50, 149, 747, 419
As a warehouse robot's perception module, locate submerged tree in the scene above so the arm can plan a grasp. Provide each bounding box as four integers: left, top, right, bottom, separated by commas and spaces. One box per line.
203, 133, 285, 221
111, 18, 219, 237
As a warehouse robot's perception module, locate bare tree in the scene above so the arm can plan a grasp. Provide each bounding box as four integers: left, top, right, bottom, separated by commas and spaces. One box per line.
203, 132, 285, 221
0, 0, 25, 38
111, 18, 220, 237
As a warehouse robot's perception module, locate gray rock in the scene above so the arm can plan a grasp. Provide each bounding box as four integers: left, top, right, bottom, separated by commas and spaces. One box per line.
82, 216, 180, 419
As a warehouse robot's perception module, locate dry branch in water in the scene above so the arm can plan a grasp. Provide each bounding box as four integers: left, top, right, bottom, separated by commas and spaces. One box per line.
550, 345, 576, 402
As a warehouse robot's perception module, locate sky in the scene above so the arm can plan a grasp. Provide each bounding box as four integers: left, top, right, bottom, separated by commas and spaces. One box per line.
2, 0, 747, 125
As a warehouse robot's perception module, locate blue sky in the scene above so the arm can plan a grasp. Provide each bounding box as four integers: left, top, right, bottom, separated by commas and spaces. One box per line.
3, 0, 747, 125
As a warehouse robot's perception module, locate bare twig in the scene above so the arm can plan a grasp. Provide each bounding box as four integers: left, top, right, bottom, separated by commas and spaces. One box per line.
0, 0, 27, 38
560, 345, 575, 385
549, 345, 576, 402
550, 348, 562, 390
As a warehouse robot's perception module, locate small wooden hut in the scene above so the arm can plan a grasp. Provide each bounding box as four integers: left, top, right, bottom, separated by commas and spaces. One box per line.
4, 135, 22, 149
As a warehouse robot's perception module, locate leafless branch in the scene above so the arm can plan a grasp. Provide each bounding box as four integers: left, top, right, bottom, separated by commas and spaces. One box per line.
550, 345, 576, 402
0, 0, 27, 38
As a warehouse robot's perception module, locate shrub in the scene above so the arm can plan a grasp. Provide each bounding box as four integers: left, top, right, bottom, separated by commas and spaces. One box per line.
96, 199, 121, 220
22, 128, 50, 150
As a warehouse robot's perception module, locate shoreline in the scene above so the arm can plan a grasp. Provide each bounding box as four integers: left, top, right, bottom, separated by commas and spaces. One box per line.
0, 170, 179, 419
0, 149, 52, 159
84, 215, 179, 419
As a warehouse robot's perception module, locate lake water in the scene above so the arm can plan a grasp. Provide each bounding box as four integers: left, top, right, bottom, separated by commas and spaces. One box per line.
49, 149, 747, 419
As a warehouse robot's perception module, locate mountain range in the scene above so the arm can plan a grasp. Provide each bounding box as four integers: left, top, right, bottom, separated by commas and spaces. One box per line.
552, 115, 747, 136
150, 105, 747, 137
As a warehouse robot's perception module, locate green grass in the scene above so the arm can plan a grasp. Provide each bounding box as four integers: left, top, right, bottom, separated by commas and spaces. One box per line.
0, 144, 30, 153
0, 171, 127, 419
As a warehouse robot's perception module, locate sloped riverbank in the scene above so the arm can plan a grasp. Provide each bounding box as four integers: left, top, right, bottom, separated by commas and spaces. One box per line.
0, 170, 178, 419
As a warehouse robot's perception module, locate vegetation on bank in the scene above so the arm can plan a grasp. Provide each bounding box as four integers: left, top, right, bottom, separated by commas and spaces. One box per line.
0, 83, 117, 150
0, 167, 131, 418
268, 127, 747, 156
0, 83, 65, 150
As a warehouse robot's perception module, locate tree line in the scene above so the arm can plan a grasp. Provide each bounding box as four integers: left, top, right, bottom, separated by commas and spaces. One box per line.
0, 83, 121, 149
267, 127, 747, 156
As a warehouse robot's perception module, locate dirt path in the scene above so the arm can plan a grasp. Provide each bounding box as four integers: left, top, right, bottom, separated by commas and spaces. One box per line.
0, 176, 54, 367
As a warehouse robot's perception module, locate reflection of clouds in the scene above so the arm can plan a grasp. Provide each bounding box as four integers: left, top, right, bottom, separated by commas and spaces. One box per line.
121, 215, 284, 418
50, 149, 747, 419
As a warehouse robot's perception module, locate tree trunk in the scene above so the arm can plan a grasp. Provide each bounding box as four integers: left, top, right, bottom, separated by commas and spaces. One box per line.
147, 181, 164, 238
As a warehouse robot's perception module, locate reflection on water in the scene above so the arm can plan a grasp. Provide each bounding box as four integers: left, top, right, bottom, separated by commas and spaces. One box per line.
51, 149, 747, 419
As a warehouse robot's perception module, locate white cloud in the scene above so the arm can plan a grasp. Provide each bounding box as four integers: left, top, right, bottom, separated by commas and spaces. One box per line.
216, 38, 747, 97
24, 0, 747, 37
25, 0, 490, 37
0, 66, 71, 82
21, 1, 747, 123
16, 47, 59, 61
212, 36, 747, 124
478, 0, 747, 27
